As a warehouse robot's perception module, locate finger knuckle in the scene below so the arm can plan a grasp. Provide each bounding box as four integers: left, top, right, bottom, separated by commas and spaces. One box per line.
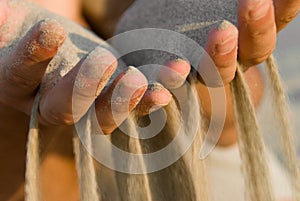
247, 28, 266, 39
215, 59, 235, 69
278, 10, 299, 24
222, 73, 236, 84
218, 66, 237, 84
42, 110, 75, 125
25, 42, 41, 62
245, 48, 275, 66
101, 127, 114, 135
5, 67, 40, 88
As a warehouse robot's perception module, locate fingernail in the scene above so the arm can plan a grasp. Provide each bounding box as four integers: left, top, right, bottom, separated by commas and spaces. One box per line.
118, 66, 147, 100
135, 83, 171, 115
158, 60, 190, 89
110, 67, 147, 113
148, 83, 172, 106
249, 0, 270, 20
81, 47, 117, 79
76, 47, 117, 96
165, 58, 189, 68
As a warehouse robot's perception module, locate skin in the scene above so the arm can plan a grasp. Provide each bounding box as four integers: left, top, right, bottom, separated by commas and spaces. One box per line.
0, 0, 298, 200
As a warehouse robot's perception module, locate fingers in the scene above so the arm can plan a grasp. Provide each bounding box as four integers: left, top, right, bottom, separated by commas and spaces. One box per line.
0, 1, 7, 27
205, 20, 238, 85
135, 59, 189, 116
274, 0, 300, 31
0, 19, 66, 112
135, 83, 172, 116
134, 23, 237, 117
39, 47, 117, 125
238, 0, 277, 67
156, 59, 191, 89
0, 0, 22, 47
95, 67, 148, 134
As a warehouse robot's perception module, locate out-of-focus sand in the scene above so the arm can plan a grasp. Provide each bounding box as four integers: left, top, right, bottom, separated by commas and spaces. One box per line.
257, 14, 300, 155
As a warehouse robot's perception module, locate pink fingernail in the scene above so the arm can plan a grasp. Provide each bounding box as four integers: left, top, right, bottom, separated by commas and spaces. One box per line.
118, 66, 147, 100
110, 67, 147, 113
158, 61, 190, 89
77, 47, 117, 96
148, 83, 172, 105
82, 47, 117, 79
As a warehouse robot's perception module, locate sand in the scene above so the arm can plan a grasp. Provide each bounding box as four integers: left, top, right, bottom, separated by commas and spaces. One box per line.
2, 1, 296, 201
116, 0, 238, 43
112, 1, 277, 201
0, 2, 113, 201
0, 1, 109, 94
115, 0, 237, 67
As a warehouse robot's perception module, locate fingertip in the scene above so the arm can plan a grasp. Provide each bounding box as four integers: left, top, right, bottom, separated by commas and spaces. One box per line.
16, 19, 66, 64
0, 1, 8, 46
144, 83, 172, 105
157, 59, 191, 89
102, 66, 148, 113
0, 3, 7, 27
136, 83, 172, 116
206, 20, 238, 56
164, 58, 191, 78
214, 20, 238, 34
204, 20, 238, 85
238, 0, 272, 22
118, 66, 148, 103
217, 65, 237, 84
94, 67, 148, 133
78, 46, 118, 96
38, 19, 66, 50
119, 66, 148, 90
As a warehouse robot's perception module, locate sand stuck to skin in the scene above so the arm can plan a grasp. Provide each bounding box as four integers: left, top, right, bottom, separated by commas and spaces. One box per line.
0, 2, 111, 200
0, 1, 108, 93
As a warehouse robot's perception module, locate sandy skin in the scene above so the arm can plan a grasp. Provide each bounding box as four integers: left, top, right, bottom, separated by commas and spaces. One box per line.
0, 1, 191, 200
0, 0, 299, 200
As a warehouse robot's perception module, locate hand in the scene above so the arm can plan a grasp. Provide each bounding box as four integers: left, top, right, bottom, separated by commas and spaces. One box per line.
0, 2, 190, 199
193, 0, 299, 147
191, 0, 299, 146
0, 0, 189, 135
204, 0, 299, 84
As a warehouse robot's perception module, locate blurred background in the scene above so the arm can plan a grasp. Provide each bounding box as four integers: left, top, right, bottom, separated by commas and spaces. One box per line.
258, 14, 300, 157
